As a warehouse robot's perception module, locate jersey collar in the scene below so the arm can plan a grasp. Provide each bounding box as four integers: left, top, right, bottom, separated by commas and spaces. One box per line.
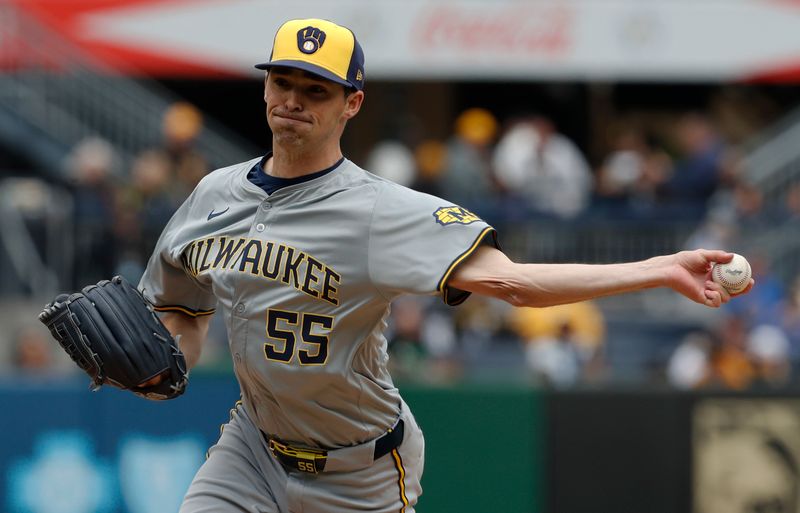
248, 152, 345, 196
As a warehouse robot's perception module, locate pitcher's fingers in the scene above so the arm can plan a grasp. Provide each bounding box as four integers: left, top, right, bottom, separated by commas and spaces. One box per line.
706, 280, 732, 303
704, 289, 723, 308
700, 249, 733, 264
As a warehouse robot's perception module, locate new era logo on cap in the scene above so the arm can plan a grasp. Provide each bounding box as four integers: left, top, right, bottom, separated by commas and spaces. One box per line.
255, 18, 365, 91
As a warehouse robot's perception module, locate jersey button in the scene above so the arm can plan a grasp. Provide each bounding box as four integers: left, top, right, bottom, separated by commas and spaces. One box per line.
235, 303, 245, 314
261, 202, 272, 211
255, 223, 266, 232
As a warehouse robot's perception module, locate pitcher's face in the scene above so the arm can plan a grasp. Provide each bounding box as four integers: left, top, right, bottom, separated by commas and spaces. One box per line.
264, 68, 362, 149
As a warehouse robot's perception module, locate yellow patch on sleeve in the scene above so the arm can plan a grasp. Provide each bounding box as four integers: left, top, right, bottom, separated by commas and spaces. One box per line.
432, 206, 482, 226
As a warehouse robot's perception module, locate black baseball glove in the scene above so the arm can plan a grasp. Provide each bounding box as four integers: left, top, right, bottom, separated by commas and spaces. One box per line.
38, 276, 188, 400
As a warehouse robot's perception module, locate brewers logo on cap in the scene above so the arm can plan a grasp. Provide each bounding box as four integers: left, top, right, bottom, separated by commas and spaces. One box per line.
255, 19, 365, 91
297, 26, 325, 54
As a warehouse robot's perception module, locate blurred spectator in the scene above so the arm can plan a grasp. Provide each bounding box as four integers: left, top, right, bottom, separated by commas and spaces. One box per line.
524, 322, 582, 388
780, 274, 800, 367
410, 139, 447, 197
508, 302, 605, 361
440, 108, 499, 217
11, 326, 53, 373
684, 208, 736, 252
780, 181, 800, 220
730, 182, 773, 231
114, 150, 178, 280
9, 324, 77, 379
594, 127, 672, 218
596, 129, 645, 199
667, 331, 713, 389
386, 296, 460, 383
708, 178, 776, 233
111, 103, 209, 281
452, 294, 508, 358
387, 296, 428, 378
789, 181, 800, 209
747, 324, 791, 388
64, 137, 119, 287
707, 316, 757, 390
661, 113, 727, 219
492, 115, 592, 220
366, 140, 416, 187
157, 102, 209, 199
8, 320, 78, 379
508, 301, 606, 385
688, 177, 772, 254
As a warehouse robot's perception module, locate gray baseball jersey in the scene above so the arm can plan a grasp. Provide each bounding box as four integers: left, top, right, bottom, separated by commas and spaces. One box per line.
140, 155, 495, 510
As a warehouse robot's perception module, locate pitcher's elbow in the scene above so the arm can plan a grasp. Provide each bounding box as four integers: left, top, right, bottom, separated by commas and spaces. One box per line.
492, 283, 534, 308
500, 286, 551, 308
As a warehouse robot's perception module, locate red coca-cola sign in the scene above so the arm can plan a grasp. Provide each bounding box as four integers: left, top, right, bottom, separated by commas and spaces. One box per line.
412, 4, 573, 57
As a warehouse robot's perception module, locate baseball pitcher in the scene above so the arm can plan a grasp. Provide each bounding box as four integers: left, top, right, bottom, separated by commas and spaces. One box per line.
40, 18, 753, 513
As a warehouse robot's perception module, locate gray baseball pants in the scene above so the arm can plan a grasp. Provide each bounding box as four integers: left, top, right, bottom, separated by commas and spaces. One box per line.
180, 402, 424, 513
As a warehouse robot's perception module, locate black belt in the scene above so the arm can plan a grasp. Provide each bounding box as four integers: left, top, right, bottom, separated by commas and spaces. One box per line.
266, 419, 405, 474
373, 418, 405, 460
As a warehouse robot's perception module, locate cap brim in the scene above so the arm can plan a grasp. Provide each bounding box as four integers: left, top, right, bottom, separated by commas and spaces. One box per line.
254, 60, 351, 88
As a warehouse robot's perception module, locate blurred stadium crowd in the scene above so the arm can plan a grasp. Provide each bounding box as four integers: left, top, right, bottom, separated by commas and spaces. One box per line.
3, 92, 800, 391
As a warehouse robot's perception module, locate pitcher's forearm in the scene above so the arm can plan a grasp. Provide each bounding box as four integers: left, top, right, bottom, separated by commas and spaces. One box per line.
453, 255, 667, 308
496, 258, 668, 307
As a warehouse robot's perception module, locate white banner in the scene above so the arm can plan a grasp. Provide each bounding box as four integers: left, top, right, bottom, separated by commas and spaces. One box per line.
20, 0, 800, 80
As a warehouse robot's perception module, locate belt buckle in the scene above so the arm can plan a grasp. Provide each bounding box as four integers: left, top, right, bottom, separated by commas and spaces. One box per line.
268, 439, 327, 474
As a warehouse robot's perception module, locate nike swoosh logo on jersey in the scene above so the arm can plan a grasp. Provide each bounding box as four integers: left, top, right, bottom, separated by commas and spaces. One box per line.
207, 207, 230, 221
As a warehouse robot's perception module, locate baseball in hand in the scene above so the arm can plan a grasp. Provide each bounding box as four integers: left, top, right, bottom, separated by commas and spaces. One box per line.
712, 253, 751, 294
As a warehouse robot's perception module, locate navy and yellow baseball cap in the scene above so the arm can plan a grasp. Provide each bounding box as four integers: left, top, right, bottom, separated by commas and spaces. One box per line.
255, 18, 365, 91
